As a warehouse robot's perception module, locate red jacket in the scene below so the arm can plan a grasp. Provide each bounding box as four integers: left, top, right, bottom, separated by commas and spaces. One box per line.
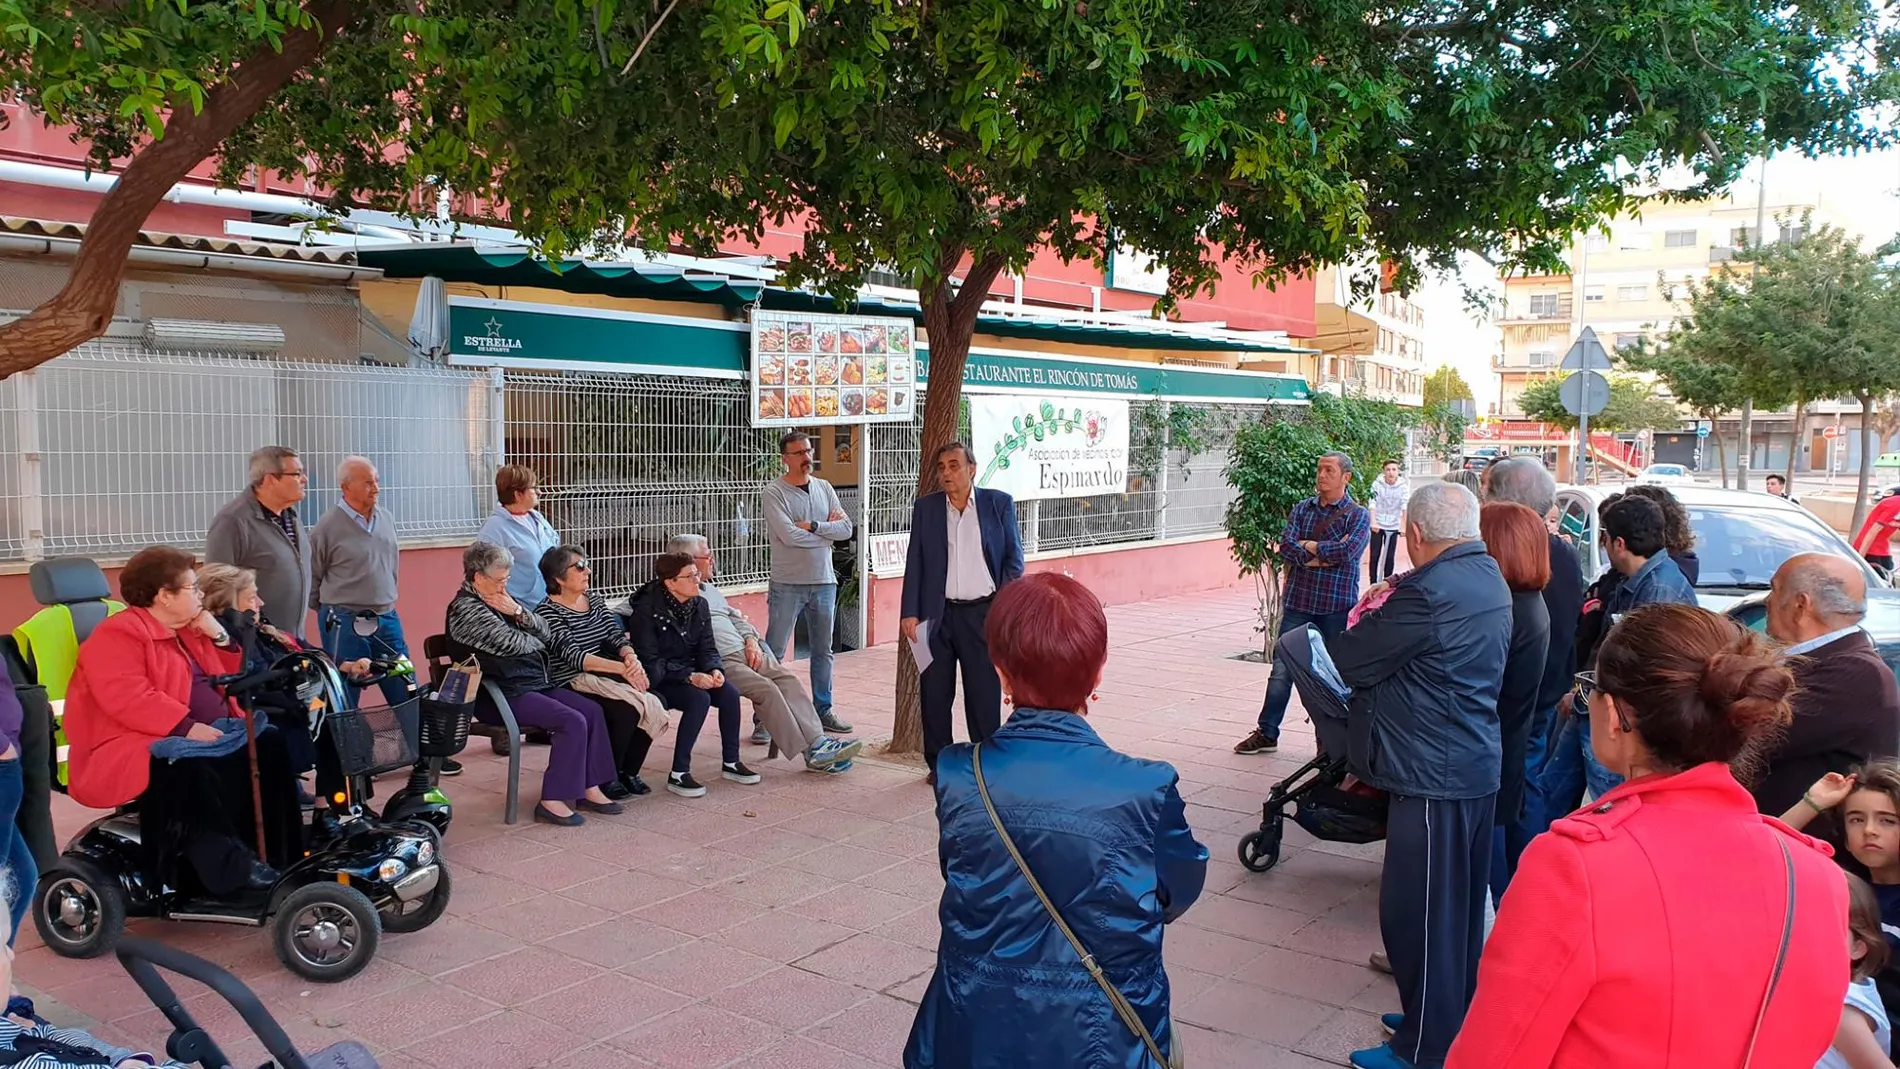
65, 607, 242, 809
1448, 762, 1848, 1069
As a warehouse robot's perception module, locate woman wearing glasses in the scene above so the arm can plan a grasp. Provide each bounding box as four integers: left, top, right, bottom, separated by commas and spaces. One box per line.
1448, 603, 1849, 1069
535, 545, 662, 801
628, 552, 753, 798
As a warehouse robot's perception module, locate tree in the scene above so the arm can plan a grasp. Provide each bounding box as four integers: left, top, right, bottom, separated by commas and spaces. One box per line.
1225, 393, 1408, 659
1621, 344, 1751, 486
1517, 374, 1683, 434
1423, 366, 1475, 411
1658, 223, 1900, 527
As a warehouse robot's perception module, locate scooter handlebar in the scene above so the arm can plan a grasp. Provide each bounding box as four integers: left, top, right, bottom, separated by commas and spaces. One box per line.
208, 665, 292, 698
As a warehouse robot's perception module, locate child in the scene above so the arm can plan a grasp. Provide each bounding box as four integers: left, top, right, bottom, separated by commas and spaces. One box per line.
1817, 872, 1892, 1069
1786, 762, 1900, 1026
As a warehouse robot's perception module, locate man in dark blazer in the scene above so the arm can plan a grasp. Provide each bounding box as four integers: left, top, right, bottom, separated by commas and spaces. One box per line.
901, 441, 1025, 778
1753, 552, 1900, 850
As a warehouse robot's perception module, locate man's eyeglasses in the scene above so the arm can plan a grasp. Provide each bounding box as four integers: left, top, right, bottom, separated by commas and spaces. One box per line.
273, 468, 308, 481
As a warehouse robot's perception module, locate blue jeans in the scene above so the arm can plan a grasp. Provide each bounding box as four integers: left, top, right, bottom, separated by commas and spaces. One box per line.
764, 583, 836, 714
0, 758, 37, 946
1536, 712, 1623, 825
1257, 609, 1351, 740
319, 607, 413, 709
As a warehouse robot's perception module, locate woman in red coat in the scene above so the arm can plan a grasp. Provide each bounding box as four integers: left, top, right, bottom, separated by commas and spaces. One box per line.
1448, 603, 1849, 1069
65, 546, 301, 895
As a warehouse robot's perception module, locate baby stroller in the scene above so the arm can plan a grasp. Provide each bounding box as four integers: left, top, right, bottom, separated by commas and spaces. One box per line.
1236, 624, 1389, 873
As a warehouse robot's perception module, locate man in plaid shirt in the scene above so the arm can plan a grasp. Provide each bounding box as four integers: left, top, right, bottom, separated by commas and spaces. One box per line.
1236, 451, 1372, 754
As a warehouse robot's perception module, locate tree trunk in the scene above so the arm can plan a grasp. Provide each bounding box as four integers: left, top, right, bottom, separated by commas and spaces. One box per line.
1785, 397, 1805, 488
1257, 567, 1286, 661
1712, 414, 1729, 488
887, 249, 1010, 757
1737, 398, 1753, 491
0, 0, 354, 379
1856, 391, 1877, 534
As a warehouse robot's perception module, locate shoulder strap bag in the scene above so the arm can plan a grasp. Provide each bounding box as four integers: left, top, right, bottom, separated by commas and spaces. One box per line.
972, 743, 1183, 1069
1741, 836, 1797, 1069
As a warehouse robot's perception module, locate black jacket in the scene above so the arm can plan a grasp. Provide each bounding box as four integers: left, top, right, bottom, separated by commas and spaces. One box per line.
1497, 590, 1552, 824
1751, 630, 1900, 849
627, 580, 721, 687
1535, 534, 1586, 719
1332, 540, 1513, 801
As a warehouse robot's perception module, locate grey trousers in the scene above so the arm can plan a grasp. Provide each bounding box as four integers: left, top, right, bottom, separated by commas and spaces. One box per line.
722, 648, 823, 760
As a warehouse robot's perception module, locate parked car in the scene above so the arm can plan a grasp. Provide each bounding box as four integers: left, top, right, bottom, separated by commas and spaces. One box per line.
1638, 463, 1694, 485
1554, 484, 1884, 614
1460, 445, 1505, 472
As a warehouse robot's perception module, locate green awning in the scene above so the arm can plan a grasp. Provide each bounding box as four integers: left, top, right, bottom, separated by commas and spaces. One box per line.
446, 298, 747, 377
359, 245, 766, 306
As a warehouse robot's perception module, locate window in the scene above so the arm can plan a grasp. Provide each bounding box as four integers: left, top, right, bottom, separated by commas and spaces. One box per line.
1731, 225, 1760, 248
1528, 293, 1563, 317
1529, 349, 1556, 367
1781, 224, 1809, 244
1617, 284, 1649, 301
1614, 332, 1644, 351
1664, 229, 1698, 248
1584, 285, 1605, 303
1619, 232, 1651, 251
1585, 234, 1610, 253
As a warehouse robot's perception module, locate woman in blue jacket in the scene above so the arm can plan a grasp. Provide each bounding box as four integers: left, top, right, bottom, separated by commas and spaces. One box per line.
905, 572, 1208, 1069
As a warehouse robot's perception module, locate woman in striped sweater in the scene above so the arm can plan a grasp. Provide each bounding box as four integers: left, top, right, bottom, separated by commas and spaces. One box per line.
534, 545, 661, 801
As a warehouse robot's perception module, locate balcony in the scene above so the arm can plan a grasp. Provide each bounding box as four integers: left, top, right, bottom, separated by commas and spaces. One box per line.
1497, 300, 1574, 325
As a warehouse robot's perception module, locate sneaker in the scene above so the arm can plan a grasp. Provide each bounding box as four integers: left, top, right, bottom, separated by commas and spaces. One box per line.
818, 710, 854, 733
1234, 730, 1278, 755
1348, 1043, 1419, 1069
818, 759, 854, 775
722, 761, 762, 785
621, 774, 651, 797
667, 773, 707, 798
439, 758, 463, 776
1381, 1012, 1402, 1037
804, 736, 864, 770
751, 723, 772, 745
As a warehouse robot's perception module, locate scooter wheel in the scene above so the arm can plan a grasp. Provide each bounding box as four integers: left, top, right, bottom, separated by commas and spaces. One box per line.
272, 883, 382, 983
1237, 829, 1281, 873
33, 861, 125, 959
379, 864, 451, 935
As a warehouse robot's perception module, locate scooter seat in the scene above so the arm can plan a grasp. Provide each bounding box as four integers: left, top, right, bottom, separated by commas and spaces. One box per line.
305, 1040, 380, 1069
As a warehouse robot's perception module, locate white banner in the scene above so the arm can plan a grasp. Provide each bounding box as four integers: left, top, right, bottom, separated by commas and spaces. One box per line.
971, 395, 1130, 501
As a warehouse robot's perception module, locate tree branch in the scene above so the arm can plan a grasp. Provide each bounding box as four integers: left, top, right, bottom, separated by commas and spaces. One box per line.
0, 0, 356, 378
621, 0, 684, 76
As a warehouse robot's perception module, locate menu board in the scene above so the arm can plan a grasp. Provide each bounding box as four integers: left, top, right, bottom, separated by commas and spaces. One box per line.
751, 309, 918, 426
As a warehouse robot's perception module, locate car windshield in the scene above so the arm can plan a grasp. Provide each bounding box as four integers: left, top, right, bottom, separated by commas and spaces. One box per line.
1686, 505, 1867, 588
1649, 465, 1685, 476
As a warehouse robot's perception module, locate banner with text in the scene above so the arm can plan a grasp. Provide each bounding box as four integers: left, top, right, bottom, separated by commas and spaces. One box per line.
971, 395, 1130, 501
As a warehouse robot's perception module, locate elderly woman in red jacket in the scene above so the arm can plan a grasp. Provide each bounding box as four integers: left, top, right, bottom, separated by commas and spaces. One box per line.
64, 546, 302, 895
1447, 602, 1849, 1069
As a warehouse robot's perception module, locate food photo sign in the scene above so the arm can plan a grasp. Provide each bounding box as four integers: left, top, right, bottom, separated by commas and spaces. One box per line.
751, 310, 918, 426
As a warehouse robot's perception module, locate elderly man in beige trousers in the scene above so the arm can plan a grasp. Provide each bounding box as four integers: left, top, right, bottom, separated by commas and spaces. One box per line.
666, 535, 863, 774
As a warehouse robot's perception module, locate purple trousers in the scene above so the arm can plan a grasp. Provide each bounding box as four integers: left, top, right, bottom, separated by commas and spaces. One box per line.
509, 688, 617, 802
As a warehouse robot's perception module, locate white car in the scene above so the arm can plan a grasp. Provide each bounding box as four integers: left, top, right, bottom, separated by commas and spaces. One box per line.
1638, 463, 1694, 485
1554, 484, 1883, 613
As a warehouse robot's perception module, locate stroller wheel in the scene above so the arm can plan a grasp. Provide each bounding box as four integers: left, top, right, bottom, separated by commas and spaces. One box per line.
1237, 827, 1282, 873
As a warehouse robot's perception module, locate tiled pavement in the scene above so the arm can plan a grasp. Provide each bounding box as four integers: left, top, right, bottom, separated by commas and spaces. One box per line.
23, 582, 1395, 1068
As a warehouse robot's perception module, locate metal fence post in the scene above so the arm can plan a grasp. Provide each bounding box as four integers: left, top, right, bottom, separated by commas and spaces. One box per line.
1155, 400, 1171, 541
488, 365, 507, 469
16, 370, 43, 562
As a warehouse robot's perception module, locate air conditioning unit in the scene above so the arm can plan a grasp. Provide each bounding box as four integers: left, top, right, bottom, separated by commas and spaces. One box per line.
143, 318, 288, 354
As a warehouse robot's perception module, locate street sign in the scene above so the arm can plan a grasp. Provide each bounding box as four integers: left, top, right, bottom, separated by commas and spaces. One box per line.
1559, 326, 1615, 372
1696, 424, 1711, 439
1559, 370, 1611, 417
1824, 425, 1841, 440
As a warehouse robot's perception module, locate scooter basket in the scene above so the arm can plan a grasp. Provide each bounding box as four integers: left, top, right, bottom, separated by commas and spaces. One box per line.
1291, 783, 1390, 845
417, 695, 471, 759
329, 697, 420, 778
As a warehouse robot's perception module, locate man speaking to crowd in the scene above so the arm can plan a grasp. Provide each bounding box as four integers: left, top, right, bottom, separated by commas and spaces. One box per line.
1329, 480, 1511, 1069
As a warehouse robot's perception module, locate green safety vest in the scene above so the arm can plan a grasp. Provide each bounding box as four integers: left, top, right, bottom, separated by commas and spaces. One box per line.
13, 600, 125, 786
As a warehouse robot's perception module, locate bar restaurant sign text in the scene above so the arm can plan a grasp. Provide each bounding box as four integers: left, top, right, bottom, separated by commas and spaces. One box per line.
971, 395, 1131, 501
751, 309, 918, 427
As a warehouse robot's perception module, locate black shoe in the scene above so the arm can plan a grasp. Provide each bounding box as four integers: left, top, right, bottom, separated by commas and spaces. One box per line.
438, 758, 463, 776
601, 779, 634, 802
533, 803, 585, 826
622, 774, 651, 797
722, 761, 762, 785
667, 773, 707, 798
245, 861, 281, 891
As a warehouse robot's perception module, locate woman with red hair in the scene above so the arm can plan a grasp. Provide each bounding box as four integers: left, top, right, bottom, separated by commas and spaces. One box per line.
1480, 501, 1552, 895
904, 572, 1208, 1069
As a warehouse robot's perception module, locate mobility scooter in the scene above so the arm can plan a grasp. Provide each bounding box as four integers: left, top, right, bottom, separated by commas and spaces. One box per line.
33, 651, 451, 982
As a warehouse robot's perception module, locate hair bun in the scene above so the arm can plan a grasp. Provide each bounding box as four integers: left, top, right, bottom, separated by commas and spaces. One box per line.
1699, 646, 1794, 732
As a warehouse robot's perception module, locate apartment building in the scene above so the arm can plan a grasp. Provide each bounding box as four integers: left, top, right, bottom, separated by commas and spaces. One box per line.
1285, 264, 1428, 407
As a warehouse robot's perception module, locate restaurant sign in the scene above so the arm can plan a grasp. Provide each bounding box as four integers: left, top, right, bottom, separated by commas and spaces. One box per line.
751, 309, 918, 426
971, 395, 1131, 501
916, 347, 1308, 405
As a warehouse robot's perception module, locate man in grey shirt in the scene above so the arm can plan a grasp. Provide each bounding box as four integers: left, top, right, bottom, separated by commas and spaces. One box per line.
668, 534, 862, 774
206, 445, 313, 643
311, 456, 422, 714
760, 431, 854, 738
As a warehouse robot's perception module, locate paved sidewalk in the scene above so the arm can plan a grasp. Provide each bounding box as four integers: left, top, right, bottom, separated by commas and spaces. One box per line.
24, 581, 1394, 1068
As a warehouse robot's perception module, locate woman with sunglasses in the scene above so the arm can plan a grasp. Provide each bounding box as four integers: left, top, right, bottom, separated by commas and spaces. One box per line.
535, 545, 662, 801
1448, 602, 1850, 1069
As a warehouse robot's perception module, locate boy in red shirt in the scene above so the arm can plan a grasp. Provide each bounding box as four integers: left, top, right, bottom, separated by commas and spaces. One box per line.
1854, 490, 1900, 572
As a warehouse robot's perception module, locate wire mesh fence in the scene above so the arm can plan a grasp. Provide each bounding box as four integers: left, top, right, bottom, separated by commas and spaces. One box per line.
0, 344, 496, 560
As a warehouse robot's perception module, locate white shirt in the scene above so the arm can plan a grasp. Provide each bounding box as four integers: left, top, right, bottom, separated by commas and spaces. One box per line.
945, 492, 996, 602
1369, 476, 1409, 531
1783, 623, 1867, 657
1818, 977, 1890, 1069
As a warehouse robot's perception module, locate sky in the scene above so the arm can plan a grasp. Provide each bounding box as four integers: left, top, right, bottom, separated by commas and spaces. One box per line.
1418, 147, 1900, 412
